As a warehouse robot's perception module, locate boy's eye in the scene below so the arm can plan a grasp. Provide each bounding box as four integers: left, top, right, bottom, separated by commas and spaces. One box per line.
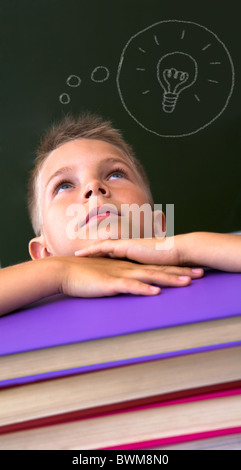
108, 168, 128, 180
54, 181, 73, 194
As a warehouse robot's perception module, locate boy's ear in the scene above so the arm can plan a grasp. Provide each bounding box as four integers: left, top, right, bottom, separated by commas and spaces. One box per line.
28, 235, 53, 260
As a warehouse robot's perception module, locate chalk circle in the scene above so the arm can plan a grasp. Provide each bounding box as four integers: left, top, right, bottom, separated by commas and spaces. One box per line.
59, 93, 70, 105
66, 75, 82, 87
91, 66, 110, 83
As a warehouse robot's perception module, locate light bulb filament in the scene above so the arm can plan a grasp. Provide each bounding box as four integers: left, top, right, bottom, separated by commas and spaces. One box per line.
161, 68, 189, 113
163, 68, 189, 93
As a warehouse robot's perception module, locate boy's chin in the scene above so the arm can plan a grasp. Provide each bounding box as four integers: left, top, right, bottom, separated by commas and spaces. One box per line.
84, 225, 124, 241
87, 220, 149, 241
72, 217, 153, 245
78, 218, 125, 241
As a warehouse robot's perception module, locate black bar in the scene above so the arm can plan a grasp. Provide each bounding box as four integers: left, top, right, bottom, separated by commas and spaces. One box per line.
0, 450, 238, 467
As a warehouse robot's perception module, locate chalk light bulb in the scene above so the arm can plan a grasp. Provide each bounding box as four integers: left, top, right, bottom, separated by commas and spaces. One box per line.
157, 52, 198, 113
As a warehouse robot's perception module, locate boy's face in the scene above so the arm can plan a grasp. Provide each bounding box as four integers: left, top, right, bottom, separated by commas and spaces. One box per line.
29, 139, 153, 258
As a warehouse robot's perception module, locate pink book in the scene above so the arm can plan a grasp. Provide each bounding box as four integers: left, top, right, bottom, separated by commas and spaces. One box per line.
97, 388, 241, 450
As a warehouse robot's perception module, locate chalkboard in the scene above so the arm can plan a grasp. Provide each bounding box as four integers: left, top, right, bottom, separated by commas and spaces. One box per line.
1, 0, 241, 267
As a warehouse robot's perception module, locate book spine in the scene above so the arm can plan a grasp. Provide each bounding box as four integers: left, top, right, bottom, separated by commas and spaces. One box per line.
1, 382, 241, 435
1, 341, 241, 388
100, 426, 241, 450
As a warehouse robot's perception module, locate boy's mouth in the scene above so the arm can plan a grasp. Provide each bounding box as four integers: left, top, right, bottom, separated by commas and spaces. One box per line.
87, 211, 110, 224
84, 205, 120, 226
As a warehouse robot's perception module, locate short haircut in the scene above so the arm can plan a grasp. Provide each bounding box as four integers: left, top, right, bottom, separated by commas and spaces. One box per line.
28, 113, 154, 236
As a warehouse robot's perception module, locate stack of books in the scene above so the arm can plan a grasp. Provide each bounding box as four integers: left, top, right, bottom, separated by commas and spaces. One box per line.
0, 270, 241, 450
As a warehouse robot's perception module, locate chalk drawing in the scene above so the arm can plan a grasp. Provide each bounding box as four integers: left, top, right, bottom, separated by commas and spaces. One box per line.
66, 75, 81, 87
116, 20, 235, 137
154, 35, 159, 46
59, 66, 110, 104
157, 52, 198, 113
58, 20, 234, 138
59, 93, 71, 104
202, 43, 211, 51
91, 66, 110, 83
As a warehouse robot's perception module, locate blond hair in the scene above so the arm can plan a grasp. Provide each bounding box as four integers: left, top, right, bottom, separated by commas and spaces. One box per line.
28, 113, 153, 235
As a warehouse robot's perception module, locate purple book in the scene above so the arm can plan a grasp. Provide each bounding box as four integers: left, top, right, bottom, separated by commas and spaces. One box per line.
1, 270, 241, 387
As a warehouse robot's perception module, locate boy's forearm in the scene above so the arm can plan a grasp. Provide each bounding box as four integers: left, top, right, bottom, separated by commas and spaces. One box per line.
177, 232, 241, 271
0, 258, 62, 317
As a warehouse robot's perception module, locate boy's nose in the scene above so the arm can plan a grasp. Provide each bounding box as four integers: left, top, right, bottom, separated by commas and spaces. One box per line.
81, 179, 110, 200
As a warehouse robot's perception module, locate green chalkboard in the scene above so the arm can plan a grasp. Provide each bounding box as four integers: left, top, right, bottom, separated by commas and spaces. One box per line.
1, 0, 241, 267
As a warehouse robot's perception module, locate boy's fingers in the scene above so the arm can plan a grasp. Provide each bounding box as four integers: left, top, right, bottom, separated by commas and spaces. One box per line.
75, 239, 131, 258
75, 240, 114, 253
126, 269, 192, 287
111, 277, 161, 296
158, 266, 204, 278
75, 246, 204, 279
110, 270, 191, 296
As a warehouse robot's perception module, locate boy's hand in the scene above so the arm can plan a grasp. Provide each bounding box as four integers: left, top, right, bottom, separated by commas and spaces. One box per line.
75, 232, 241, 274
75, 237, 181, 265
59, 256, 203, 298
74, 236, 203, 271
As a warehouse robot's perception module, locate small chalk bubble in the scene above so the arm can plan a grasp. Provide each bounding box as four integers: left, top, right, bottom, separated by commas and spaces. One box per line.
59, 93, 70, 104
66, 75, 81, 87
91, 66, 110, 83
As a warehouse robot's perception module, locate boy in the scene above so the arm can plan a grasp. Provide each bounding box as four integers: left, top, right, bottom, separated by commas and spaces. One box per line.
0, 113, 240, 317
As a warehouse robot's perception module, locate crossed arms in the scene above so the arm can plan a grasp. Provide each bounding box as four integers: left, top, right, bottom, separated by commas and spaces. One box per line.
0, 232, 240, 317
